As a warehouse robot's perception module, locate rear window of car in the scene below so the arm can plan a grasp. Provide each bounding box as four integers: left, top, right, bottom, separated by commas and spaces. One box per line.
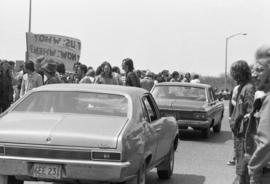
13, 91, 128, 117
152, 86, 206, 101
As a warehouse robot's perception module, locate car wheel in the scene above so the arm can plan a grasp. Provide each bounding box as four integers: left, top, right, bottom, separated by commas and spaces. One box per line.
201, 126, 210, 138
213, 121, 221, 133
0, 176, 23, 184
157, 146, 175, 179
136, 163, 146, 184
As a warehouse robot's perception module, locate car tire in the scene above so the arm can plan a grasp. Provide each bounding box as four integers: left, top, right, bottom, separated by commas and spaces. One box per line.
213, 121, 221, 133
201, 126, 210, 138
136, 162, 146, 184
0, 176, 23, 184
157, 146, 175, 179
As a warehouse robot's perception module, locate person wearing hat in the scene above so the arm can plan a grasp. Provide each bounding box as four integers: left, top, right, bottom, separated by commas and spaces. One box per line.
140, 70, 154, 91
42, 59, 61, 85
247, 45, 270, 184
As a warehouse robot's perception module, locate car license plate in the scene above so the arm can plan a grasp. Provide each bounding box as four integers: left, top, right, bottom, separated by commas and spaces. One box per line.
33, 163, 61, 179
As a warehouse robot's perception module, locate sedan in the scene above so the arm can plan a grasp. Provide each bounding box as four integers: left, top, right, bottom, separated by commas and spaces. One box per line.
0, 84, 178, 184
151, 82, 224, 138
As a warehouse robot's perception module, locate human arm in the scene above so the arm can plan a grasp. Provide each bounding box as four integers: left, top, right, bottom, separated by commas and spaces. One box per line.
19, 75, 26, 98
249, 95, 270, 176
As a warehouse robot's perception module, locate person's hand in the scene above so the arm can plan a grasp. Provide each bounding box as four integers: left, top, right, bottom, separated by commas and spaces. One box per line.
244, 113, 250, 119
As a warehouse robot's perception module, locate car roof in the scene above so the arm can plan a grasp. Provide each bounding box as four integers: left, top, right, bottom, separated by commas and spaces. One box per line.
153, 82, 211, 88
33, 84, 148, 97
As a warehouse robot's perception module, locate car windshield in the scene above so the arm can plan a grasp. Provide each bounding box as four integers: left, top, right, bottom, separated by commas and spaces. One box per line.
13, 91, 128, 117
152, 86, 206, 101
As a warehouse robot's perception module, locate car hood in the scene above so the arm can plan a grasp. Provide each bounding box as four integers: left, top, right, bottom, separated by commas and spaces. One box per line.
156, 99, 207, 111
0, 112, 128, 148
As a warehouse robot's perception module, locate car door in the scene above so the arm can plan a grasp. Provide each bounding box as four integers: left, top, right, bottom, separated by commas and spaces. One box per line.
208, 87, 222, 124
210, 87, 224, 122
141, 94, 160, 164
141, 94, 171, 162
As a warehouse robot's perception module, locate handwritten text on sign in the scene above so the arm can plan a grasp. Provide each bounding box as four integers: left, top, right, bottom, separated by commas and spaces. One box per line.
26, 33, 81, 71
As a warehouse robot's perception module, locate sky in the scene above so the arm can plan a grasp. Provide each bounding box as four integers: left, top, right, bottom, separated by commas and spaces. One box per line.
1, 0, 270, 76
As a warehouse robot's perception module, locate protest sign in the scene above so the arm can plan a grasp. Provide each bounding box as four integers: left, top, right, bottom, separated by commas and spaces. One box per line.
26, 32, 81, 71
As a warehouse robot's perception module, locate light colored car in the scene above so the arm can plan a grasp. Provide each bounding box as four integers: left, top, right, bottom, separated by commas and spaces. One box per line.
0, 84, 178, 184
151, 82, 224, 138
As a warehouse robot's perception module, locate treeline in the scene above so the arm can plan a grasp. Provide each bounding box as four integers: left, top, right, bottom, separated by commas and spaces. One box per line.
200, 74, 236, 90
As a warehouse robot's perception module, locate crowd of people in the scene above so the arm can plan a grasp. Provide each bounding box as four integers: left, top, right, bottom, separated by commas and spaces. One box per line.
0, 56, 201, 113
228, 45, 270, 184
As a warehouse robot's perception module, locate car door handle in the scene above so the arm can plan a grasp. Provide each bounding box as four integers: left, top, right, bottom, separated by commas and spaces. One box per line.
155, 128, 161, 132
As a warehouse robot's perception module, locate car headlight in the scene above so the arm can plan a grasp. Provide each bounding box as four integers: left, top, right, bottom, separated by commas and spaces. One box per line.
193, 113, 207, 120
92, 152, 121, 161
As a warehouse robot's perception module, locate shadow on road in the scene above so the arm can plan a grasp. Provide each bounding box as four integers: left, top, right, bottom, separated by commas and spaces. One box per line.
147, 172, 206, 184
179, 129, 232, 144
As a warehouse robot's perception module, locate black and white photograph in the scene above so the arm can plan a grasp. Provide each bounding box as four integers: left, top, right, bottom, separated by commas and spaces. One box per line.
1, 0, 270, 184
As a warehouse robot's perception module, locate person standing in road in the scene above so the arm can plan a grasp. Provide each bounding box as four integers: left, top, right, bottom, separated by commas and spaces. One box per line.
79, 64, 92, 84
95, 62, 118, 85
0, 61, 13, 112
230, 60, 255, 184
227, 84, 240, 166
20, 60, 43, 97
42, 59, 62, 85
231, 60, 255, 184
122, 58, 141, 87
35, 55, 45, 82
191, 74, 201, 83
183, 72, 191, 82
170, 71, 180, 82
112, 66, 123, 85
86, 68, 96, 83
140, 71, 155, 91
248, 45, 270, 184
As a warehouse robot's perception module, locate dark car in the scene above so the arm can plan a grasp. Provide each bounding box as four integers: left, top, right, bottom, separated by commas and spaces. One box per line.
151, 82, 224, 138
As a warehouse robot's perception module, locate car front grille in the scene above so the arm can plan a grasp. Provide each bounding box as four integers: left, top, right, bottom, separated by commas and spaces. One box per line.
176, 111, 193, 120
4, 147, 91, 160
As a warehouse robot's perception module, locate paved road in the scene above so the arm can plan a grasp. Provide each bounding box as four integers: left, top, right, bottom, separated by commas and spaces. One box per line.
26, 101, 236, 184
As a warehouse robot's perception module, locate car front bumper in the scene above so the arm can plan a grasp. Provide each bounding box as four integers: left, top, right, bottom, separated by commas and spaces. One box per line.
177, 119, 210, 129
0, 156, 133, 182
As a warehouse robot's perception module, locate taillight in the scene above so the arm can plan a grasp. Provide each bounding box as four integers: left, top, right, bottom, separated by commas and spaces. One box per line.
92, 152, 121, 161
0, 146, 4, 154
193, 113, 206, 120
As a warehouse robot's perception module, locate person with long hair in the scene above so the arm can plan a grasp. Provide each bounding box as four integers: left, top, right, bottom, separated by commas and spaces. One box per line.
94, 62, 118, 85
20, 60, 43, 97
230, 60, 255, 184
121, 58, 140, 87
